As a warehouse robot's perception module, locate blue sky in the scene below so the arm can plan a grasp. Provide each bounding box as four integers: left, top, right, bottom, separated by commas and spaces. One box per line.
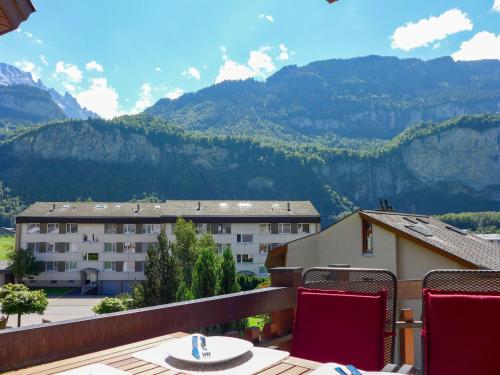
1, 0, 499, 118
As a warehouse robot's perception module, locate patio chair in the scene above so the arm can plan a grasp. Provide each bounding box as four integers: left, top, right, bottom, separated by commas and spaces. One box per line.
291, 267, 397, 371
422, 269, 500, 375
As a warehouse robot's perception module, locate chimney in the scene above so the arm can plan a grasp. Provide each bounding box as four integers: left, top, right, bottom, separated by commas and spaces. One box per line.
49, 203, 56, 212
136, 204, 140, 213
197, 201, 201, 211
287, 202, 291, 211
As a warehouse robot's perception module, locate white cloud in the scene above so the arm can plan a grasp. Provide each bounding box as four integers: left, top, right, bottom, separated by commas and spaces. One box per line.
215, 46, 277, 84
130, 83, 153, 114
182, 67, 201, 80
432, 42, 441, 50
75, 78, 120, 119
155, 67, 163, 72
40, 55, 48, 66
24, 31, 33, 38
493, 0, 500, 12
248, 50, 275, 76
35, 39, 43, 44
452, 31, 500, 61
277, 44, 290, 61
258, 14, 274, 23
14, 60, 42, 82
220, 46, 228, 60
85, 60, 104, 72
391, 9, 473, 51
54, 61, 83, 83
165, 88, 184, 100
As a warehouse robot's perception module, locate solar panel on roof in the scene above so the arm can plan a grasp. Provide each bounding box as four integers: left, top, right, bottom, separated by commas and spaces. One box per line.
446, 225, 467, 235
405, 224, 433, 237
403, 217, 418, 224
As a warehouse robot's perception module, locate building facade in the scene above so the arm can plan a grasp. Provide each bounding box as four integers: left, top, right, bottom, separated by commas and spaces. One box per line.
16, 200, 320, 294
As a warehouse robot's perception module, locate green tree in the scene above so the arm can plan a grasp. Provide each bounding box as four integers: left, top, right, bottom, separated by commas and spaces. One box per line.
7, 248, 42, 282
1, 289, 48, 327
138, 231, 179, 307
191, 243, 220, 299
92, 297, 128, 314
219, 247, 240, 295
173, 218, 198, 286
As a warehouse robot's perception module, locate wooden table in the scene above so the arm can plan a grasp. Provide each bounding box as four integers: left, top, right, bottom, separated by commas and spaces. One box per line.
8, 332, 321, 375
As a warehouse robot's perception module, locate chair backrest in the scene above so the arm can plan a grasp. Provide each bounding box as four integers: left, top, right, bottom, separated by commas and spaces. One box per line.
422, 270, 500, 375
301, 267, 397, 366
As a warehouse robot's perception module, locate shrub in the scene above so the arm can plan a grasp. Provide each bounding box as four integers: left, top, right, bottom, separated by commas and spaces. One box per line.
92, 297, 128, 314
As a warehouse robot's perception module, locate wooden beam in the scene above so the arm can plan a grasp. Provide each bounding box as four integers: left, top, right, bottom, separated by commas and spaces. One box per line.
0, 287, 294, 372
397, 279, 422, 300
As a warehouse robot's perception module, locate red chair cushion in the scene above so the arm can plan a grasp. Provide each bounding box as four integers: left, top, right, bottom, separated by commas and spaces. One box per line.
423, 289, 500, 375
291, 287, 387, 370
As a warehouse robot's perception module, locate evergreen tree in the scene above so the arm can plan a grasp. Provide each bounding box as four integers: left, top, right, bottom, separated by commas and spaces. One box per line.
219, 247, 240, 295
191, 237, 220, 299
172, 218, 198, 286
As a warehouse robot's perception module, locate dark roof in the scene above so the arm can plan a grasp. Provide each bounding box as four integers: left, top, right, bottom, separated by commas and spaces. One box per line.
360, 210, 500, 270
16, 201, 320, 223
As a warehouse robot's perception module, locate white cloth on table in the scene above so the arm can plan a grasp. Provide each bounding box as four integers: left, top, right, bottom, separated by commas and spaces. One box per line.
311, 362, 395, 375
132, 338, 289, 375
55, 364, 129, 375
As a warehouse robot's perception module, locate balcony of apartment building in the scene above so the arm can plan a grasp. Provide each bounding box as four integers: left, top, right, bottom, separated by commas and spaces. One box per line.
3, 267, 496, 374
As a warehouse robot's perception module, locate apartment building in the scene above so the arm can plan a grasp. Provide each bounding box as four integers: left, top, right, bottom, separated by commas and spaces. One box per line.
16, 200, 320, 294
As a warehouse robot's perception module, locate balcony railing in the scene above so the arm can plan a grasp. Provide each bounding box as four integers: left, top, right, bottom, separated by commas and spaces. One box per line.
0, 267, 422, 372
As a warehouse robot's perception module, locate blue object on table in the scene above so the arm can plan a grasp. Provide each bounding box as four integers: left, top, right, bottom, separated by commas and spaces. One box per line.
191, 335, 201, 360
335, 367, 349, 375
346, 364, 363, 375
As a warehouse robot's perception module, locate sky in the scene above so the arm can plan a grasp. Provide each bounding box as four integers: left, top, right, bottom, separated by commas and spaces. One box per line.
1, 0, 499, 119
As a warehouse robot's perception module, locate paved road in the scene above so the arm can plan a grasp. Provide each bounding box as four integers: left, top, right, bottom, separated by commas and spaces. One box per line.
6, 296, 105, 328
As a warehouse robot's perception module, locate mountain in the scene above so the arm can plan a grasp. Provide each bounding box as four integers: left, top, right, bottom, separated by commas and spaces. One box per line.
145, 56, 500, 140
0, 63, 98, 123
0, 114, 498, 225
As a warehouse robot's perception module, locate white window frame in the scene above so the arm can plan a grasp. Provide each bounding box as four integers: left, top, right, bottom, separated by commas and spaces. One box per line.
259, 243, 272, 254
298, 223, 310, 234
82, 252, 99, 261
104, 261, 116, 272
47, 223, 59, 234
278, 223, 291, 234
65, 261, 77, 271
66, 223, 78, 234
46, 261, 57, 272
236, 254, 254, 263
104, 223, 117, 234
259, 223, 271, 234
196, 223, 208, 234
124, 242, 136, 253
123, 224, 136, 234
27, 223, 40, 234
47, 243, 55, 252
237, 234, 253, 243
104, 243, 117, 252
142, 224, 155, 234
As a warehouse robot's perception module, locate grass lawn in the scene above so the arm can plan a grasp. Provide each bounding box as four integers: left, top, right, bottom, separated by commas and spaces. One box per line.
0, 236, 14, 260
30, 287, 76, 296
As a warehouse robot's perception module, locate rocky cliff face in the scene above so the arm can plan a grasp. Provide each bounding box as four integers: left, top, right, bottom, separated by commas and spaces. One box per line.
2, 116, 498, 220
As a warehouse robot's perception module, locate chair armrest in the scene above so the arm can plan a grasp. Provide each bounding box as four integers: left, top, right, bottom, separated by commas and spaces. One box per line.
381, 364, 416, 374
381, 364, 398, 372
397, 364, 415, 374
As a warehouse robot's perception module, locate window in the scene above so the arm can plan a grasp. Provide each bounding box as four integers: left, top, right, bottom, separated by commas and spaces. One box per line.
298, 223, 310, 234
46, 261, 58, 272
236, 254, 254, 263
259, 243, 273, 254
259, 264, 268, 274
237, 234, 253, 243
124, 242, 136, 253
104, 223, 117, 234
142, 224, 158, 234
278, 223, 291, 234
66, 223, 78, 233
196, 223, 208, 234
124, 224, 136, 234
82, 253, 99, 261
65, 261, 77, 271
216, 243, 230, 254
215, 223, 231, 234
104, 243, 116, 252
135, 261, 144, 272
48, 223, 59, 234
259, 223, 271, 234
27, 242, 40, 252
125, 261, 135, 272
27, 223, 40, 234
362, 220, 373, 255
47, 243, 55, 252
56, 242, 70, 253
104, 261, 116, 271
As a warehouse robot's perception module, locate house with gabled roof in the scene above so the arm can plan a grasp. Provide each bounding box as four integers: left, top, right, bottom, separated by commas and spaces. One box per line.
266, 209, 500, 280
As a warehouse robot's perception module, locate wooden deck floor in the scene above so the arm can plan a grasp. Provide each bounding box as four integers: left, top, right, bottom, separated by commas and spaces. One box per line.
8, 332, 321, 375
